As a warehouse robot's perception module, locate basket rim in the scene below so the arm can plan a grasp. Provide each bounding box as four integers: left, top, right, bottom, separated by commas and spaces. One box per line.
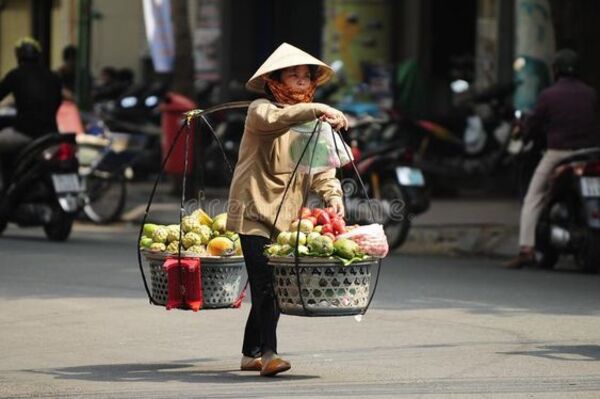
141, 249, 244, 263
267, 255, 376, 266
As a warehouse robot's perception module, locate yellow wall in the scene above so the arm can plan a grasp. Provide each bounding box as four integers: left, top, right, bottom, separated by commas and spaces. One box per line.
1, 0, 144, 82
91, 0, 145, 81
50, 0, 78, 71
0, 0, 32, 76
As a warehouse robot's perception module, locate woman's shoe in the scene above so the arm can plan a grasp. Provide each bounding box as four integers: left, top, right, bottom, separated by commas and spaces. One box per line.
260, 357, 291, 377
240, 356, 262, 371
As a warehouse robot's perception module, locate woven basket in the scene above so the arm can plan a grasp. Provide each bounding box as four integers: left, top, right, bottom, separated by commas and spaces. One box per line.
268, 256, 374, 316
142, 251, 244, 308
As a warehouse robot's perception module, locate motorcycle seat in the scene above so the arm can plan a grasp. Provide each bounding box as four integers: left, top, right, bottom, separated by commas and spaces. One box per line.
360, 142, 406, 159
555, 147, 600, 166
13, 133, 76, 165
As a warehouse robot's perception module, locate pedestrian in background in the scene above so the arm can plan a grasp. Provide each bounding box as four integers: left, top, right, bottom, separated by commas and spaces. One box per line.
56, 45, 77, 100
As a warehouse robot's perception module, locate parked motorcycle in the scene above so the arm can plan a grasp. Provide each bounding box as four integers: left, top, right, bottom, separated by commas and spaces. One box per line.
94, 81, 168, 177
76, 130, 142, 224
534, 147, 600, 272
403, 81, 519, 178
341, 118, 429, 249
0, 133, 82, 240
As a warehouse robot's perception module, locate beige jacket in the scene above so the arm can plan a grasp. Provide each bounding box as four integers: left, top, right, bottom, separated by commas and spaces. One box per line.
226, 99, 343, 239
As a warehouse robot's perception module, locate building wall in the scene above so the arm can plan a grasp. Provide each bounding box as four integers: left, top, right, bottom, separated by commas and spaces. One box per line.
50, 0, 78, 71
90, 0, 146, 82
0, 0, 32, 76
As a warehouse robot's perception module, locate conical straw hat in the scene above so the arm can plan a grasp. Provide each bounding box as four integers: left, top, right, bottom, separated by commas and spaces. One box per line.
246, 42, 334, 93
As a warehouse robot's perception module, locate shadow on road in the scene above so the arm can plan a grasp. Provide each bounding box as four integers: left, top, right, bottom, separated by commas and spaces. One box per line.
26, 360, 319, 384
500, 345, 600, 361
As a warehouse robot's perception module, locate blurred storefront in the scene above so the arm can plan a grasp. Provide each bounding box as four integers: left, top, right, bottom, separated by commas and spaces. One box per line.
0, 0, 144, 81
4, 0, 600, 110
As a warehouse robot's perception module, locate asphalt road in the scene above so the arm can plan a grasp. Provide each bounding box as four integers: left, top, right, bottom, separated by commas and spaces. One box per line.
1, 223, 600, 399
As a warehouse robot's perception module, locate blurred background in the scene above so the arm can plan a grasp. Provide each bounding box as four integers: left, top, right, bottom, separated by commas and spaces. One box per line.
1, 0, 599, 235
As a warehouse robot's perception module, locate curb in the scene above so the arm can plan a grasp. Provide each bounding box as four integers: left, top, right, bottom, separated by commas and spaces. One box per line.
398, 224, 518, 258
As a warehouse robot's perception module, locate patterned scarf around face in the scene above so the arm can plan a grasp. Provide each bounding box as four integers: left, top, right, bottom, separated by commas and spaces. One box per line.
264, 76, 317, 105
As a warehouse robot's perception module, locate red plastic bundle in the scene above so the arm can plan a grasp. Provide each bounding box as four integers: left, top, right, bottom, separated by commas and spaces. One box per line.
338, 224, 389, 257
163, 257, 203, 311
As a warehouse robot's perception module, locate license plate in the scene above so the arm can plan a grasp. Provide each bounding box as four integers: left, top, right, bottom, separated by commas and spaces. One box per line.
581, 177, 600, 197
52, 174, 81, 193
396, 167, 425, 186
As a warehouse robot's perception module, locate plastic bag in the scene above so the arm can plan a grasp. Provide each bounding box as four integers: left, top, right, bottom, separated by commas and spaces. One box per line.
338, 224, 389, 258
288, 120, 353, 174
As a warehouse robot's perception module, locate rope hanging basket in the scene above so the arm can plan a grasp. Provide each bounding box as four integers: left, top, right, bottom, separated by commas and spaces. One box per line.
136, 102, 253, 311
265, 119, 385, 317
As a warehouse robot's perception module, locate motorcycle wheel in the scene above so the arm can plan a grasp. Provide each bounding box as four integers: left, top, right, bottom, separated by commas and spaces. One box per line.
83, 172, 127, 224
44, 206, 74, 241
534, 213, 559, 270
575, 231, 600, 274
381, 180, 411, 249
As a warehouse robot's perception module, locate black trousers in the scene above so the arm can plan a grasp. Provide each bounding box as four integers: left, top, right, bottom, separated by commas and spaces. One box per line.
239, 234, 280, 357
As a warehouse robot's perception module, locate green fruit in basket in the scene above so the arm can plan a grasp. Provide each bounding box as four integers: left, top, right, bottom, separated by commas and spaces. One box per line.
186, 244, 207, 255
277, 231, 291, 245
290, 219, 313, 234
181, 215, 200, 233
264, 244, 280, 256
233, 238, 242, 255
333, 238, 360, 259
166, 241, 181, 253
152, 226, 169, 244
278, 244, 293, 256
308, 235, 334, 256
143, 223, 158, 237
197, 225, 212, 244
306, 232, 321, 245
182, 232, 202, 248
166, 225, 181, 243
288, 231, 306, 247
139, 236, 153, 248
225, 231, 239, 241
212, 213, 227, 234
296, 244, 309, 256
149, 242, 166, 252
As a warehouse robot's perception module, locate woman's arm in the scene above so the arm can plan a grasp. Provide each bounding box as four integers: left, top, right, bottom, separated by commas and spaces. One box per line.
311, 168, 344, 216
246, 99, 340, 138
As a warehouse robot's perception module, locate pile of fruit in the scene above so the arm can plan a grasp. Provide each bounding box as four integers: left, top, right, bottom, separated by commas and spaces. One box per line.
139, 210, 242, 257
265, 207, 372, 265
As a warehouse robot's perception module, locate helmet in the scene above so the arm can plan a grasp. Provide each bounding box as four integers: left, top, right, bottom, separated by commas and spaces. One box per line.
14, 37, 42, 63
553, 49, 579, 77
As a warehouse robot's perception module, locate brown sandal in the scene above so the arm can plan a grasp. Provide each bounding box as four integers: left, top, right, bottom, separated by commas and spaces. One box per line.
240, 357, 263, 371
260, 357, 291, 377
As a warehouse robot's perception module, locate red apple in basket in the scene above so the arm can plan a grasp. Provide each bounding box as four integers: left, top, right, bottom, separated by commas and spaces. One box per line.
325, 207, 338, 218
323, 232, 336, 241
299, 207, 312, 219
312, 208, 324, 220
332, 218, 346, 235
316, 211, 331, 226
321, 223, 334, 235
306, 216, 318, 227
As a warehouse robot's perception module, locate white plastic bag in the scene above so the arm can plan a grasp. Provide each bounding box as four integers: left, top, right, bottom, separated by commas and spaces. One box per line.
288, 120, 353, 174
338, 224, 389, 258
